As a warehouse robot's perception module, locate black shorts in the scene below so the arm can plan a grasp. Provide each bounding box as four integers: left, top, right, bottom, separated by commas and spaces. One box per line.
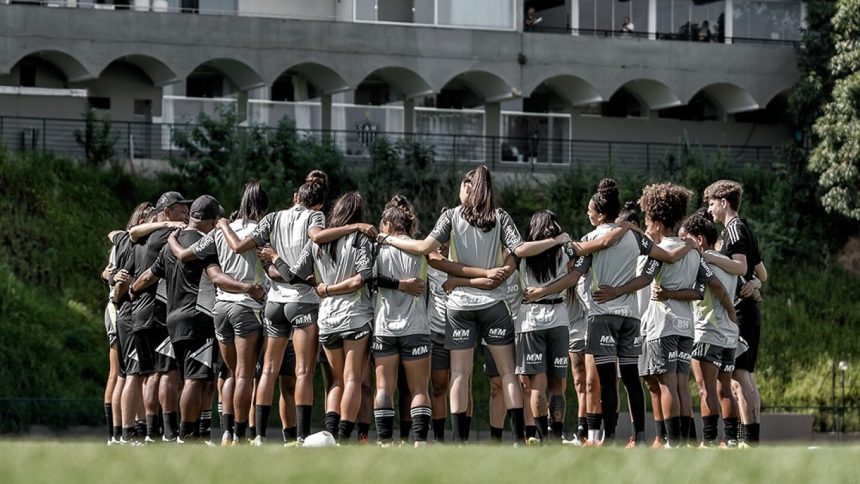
320, 323, 372, 350
104, 304, 118, 347
115, 315, 137, 377
585, 315, 642, 360
134, 326, 176, 375
173, 338, 216, 381
214, 301, 263, 344
430, 331, 450, 371
263, 301, 318, 339
692, 342, 736, 373
447, 301, 515, 350
515, 326, 569, 378
216, 351, 231, 380
641, 335, 693, 376
372, 333, 432, 361
482, 344, 499, 378
734, 303, 760, 373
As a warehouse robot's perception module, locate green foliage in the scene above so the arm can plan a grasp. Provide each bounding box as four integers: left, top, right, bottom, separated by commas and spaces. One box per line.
807, 0, 860, 220
168, 106, 350, 213
73, 105, 119, 166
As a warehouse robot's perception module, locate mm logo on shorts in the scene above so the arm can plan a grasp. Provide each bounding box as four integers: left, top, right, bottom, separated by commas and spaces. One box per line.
412, 346, 429, 357
487, 328, 507, 338
452, 329, 470, 340
293, 313, 313, 326
600, 335, 616, 346
525, 353, 543, 363
554, 357, 568, 368
372, 341, 383, 351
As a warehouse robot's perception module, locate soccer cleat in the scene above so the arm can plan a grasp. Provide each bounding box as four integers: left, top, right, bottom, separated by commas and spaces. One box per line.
250, 435, 265, 447
176, 436, 186, 444
162, 435, 177, 443
202, 440, 217, 448
725, 439, 739, 448
143, 436, 157, 444
414, 441, 428, 448
526, 437, 541, 447
398, 440, 408, 448
738, 441, 751, 449
284, 436, 304, 448
107, 437, 121, 446
220, 431, 233, 447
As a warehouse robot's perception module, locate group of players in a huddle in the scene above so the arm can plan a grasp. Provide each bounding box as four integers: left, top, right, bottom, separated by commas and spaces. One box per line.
100, 165, 766, 448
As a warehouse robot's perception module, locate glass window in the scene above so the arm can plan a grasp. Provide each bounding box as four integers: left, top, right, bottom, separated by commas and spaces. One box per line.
438, 0, 514, 29
355, 0, 377, 21
578, 0, 596, 32
378, 0, 413, 22
733, 0, 802, 41
414, 0, 435, 24
656, 0, 674, 36
691, 0, 724, 42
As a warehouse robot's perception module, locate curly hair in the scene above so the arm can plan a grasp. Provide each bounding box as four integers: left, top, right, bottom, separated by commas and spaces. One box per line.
703, 179, 743, 211
681, 209, 718, 246
591, 178, 621, 220
380, 194, 419, 237
638, 183, 693, 230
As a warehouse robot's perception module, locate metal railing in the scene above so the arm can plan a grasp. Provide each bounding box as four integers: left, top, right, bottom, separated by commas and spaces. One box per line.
529, 26, 799, 47
0, 115, 777, 174
3, 1, 800, 47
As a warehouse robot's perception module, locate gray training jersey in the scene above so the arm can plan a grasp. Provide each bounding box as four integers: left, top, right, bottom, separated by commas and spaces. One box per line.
567, 275, 589, 344
252, 206, 325, 304
373, 239, 430, 337
643, 237, 715, 341
426, 266, 448, 335
429, 206, 524, 311
579, 224, 655, 318
293, 233, 374, 335
505, 268, 522, 321
693, 250, 739, 347
516, 253, 570, 333
192, 219, 265, 309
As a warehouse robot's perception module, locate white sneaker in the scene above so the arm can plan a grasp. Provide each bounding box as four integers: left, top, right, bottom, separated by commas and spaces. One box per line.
413, 441, 428, 448
250, 435, 265, 447
143, 436, 156, 444
107, 437, 121, 446
162, 435, 176, 443
221, 431, 234, 447
203, 440, 217, 448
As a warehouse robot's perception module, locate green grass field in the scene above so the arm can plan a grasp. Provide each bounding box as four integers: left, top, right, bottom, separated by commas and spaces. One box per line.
1, 441, 858, 484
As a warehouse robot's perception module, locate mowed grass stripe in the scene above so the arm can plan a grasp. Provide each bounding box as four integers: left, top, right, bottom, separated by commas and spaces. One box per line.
0, 442, 857, 484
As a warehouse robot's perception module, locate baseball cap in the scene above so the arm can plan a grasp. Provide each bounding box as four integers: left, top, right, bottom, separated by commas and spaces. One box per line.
189, 195, 223, 220
155, 191, 192, 211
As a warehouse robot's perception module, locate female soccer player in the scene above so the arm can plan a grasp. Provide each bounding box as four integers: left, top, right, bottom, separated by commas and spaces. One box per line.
370, 195, 434, 447
380, 165, 569, 444
167, 180, 270, 445
514, 210, 573, 443
680, 211, 741, 447
217, 171, 375, 445
579, 179, 697, 446
285, 192, 379, 442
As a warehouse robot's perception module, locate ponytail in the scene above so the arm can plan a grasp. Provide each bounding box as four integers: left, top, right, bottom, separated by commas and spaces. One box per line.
380, 194, 420, 237
461, 165, 496, 231
297, 169, 328, 208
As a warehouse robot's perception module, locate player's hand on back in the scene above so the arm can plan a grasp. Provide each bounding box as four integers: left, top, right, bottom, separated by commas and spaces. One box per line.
398, 278, 425, 296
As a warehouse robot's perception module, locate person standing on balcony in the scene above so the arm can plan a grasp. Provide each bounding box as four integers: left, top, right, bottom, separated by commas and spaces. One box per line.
525, 7, 542, 32
698, 21, 713, 42
621, 17, 635, 34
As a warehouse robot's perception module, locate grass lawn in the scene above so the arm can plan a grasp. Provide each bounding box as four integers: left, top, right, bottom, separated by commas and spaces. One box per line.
1, 441, 857, 484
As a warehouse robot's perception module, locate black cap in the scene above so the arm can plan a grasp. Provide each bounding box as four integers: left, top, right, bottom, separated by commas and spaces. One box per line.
189, 195, 223, 220
155, 191, 192, 211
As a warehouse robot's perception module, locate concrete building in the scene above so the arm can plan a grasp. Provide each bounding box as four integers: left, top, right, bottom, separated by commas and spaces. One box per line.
0, 0, 803, 169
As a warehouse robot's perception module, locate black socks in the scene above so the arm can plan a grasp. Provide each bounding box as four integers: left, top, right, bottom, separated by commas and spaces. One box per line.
254, 405, 271, 438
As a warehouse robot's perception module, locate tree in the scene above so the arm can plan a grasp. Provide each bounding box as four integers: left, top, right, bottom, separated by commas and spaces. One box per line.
809, 0, 860, 220
73, 105, 119, 166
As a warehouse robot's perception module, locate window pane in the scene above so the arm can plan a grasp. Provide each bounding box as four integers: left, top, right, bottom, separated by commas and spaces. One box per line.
414, 0, 434, 24
579, 0, 596, 31
437, 0, 513, 29
733, 1, 802, 41
378, 0, 413, 22
656, 0, 673, 35
355, 0, 376, 21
